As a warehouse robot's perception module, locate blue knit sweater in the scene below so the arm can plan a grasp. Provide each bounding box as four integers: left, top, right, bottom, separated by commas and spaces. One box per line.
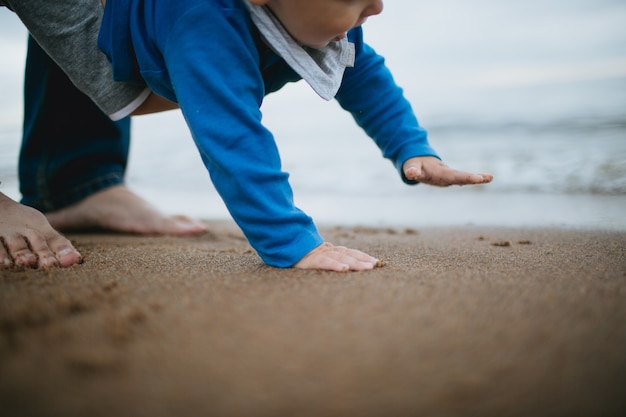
99, 0, 439, 267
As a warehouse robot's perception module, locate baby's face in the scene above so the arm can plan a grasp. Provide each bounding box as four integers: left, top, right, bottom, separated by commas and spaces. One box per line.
253, 0, 384, 49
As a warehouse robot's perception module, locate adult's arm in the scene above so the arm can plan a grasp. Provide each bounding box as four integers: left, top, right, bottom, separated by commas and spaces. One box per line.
3, 0, 177, 119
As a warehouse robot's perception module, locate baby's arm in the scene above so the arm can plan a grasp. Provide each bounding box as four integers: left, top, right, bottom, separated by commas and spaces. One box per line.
403, 156, 493, 186
337, 29, 492, 188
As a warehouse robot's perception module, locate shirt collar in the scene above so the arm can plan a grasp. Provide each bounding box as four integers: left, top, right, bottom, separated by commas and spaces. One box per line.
244, 0, 355, 100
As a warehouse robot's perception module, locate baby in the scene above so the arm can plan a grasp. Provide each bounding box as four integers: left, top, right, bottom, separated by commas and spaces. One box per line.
98, 0, 493, 271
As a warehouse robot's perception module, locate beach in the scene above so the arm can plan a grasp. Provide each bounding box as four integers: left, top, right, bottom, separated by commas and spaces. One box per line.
1, 222, 625, 416
2, 1, 626, 414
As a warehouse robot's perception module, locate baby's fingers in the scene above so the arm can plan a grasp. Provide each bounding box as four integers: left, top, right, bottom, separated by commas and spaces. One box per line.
430, 170, 493, 186
405, 165, 476, 186
404, 159, 493, 186
295, 243, 378, 272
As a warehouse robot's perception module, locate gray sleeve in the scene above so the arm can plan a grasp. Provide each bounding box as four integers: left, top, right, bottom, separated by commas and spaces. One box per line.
3, 0, 146, 118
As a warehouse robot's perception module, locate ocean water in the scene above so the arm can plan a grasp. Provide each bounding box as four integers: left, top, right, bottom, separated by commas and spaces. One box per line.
1, 1, 625, 230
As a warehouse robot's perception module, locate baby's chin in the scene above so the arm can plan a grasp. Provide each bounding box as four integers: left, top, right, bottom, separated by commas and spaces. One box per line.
304, 36, 345, 50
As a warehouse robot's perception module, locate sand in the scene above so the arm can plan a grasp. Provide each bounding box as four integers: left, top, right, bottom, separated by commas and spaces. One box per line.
1, 221, 625, 417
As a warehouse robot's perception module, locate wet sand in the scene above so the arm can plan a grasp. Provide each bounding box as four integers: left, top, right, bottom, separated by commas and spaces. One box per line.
1, 221, 625, 417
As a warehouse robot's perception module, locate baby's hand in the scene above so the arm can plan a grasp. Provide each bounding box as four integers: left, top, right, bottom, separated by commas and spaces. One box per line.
403, 156, 493, 187
294, 242, 379, 272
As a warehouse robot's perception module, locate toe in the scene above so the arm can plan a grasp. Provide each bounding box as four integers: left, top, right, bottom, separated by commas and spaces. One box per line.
3, 234, 38, 268
55, 247, 83, 268
0, 242, 13, 268
171, 216, 208, 236
24, 231, 60, 268
46, 234, 82, 268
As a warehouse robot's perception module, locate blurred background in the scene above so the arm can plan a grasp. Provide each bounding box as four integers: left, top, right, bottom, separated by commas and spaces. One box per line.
1, 0, 625, 229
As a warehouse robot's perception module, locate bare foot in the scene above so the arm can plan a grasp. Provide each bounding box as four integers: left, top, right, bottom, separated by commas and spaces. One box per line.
45, 185, 207, 236
294, 242, 379, 272
1, 192, 82, 268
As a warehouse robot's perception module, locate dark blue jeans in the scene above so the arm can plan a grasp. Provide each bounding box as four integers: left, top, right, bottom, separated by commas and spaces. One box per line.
19, 35, 131, 212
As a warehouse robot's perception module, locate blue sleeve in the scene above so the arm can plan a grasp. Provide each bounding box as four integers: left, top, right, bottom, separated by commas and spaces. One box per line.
98, 0, 145, 87
336, 28, 440, 184
161, 6, 324, 267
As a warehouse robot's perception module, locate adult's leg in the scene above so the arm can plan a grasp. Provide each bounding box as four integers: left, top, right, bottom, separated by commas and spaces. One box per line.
19, 35, 130, 212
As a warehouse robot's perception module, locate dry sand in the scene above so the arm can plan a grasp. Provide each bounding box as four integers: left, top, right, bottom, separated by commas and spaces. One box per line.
1, 221, 625, 417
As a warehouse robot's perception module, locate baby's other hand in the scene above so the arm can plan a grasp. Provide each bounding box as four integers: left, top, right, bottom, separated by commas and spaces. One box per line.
403, 156, 493, 187
294, 242, 379, 272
